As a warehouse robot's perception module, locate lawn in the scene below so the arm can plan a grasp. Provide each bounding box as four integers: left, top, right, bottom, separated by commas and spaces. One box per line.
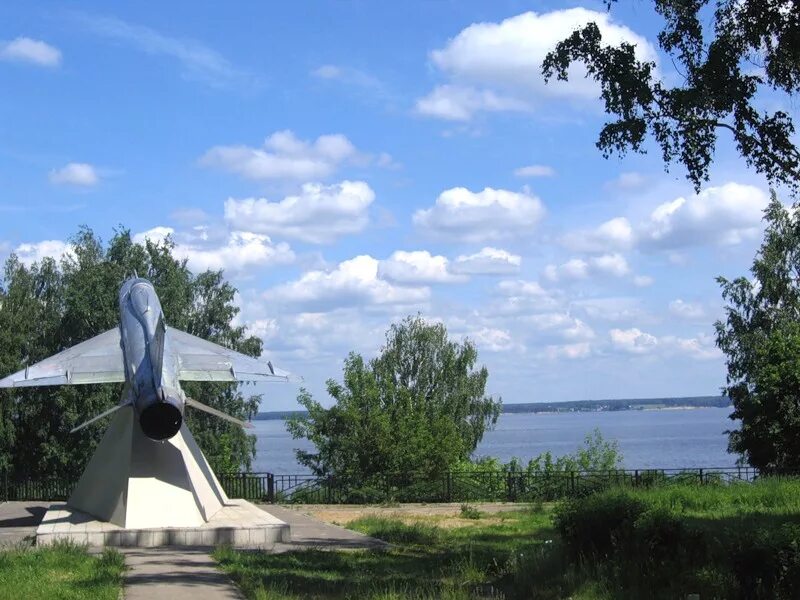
215, 479, 800, 599
214, 503, 570, 599
0, 542, 125, 600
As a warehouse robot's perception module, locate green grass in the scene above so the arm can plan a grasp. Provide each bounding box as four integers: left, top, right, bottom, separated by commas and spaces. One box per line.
214, 479, 800, 599
214, 506, 557, 600
0, 541, 125, 600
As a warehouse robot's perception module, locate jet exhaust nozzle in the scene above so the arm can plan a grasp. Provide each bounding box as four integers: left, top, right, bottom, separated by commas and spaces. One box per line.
139, 397, 183, 441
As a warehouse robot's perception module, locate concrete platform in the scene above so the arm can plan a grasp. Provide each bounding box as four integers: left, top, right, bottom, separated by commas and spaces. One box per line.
36, 499, 290, 548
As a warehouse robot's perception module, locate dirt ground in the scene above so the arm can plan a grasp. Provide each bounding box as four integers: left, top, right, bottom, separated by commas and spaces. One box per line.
283, 502, 532, 528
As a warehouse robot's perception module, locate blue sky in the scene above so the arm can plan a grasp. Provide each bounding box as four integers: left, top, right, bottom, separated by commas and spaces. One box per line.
1, 2, 793, 410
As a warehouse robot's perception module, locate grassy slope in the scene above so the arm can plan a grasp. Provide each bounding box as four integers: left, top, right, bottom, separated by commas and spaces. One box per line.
0, 542, 125, 600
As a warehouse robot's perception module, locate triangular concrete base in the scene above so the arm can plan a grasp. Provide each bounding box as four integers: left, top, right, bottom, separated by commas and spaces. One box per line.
68, 405, 229, 529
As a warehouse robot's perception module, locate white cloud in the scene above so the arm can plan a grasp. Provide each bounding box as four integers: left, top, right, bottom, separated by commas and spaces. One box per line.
415, 84, 529, 121
514, 164, 555, 177
633, 275, 654, 287
49, 163, 100, 187
378, 250, 466, 284
264, 255, 430, 311
493, 279, 561, 314
545, 342, 591, 360
524, 313, 595, 342
606, 171, 647, 190
450, 247, 521, 275
134, 226, 294, 274
668, 299, 706, 320
419, 9, 657, 120
468, 327, 518, 352
544, 253, 630, 282
14, 240, 73, 266
561, 217, 634, 253
224, 181, 374, 243
413, 187, 545, 242
0, 37, 61, 67
200, 130, 358, 181
610, 328, 658, 354
73, 14, 257, 89
661, 333, 721, 360
641, 183, 769, 249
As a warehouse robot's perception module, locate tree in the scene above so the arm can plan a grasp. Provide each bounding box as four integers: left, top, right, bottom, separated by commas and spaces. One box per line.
715, 193, 800, 472
0, 227, 261, 480
542, 0, 800, 192
287, 316, 502, 482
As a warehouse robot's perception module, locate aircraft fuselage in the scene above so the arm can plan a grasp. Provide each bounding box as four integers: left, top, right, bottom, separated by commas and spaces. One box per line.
119, 278, 185, 440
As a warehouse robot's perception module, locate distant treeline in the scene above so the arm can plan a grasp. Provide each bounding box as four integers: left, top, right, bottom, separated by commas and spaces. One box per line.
254, 396, 730, 420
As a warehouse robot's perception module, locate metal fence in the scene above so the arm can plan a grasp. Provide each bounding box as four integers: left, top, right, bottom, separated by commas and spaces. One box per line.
0, 467, 772, 504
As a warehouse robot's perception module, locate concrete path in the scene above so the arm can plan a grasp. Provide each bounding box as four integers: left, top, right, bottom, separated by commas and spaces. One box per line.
262, 504, 388, 552
121, 548, 244, 600
0, 501, 49, 547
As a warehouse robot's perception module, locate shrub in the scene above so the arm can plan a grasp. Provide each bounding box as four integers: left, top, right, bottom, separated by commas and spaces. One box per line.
459, 504, 481, 520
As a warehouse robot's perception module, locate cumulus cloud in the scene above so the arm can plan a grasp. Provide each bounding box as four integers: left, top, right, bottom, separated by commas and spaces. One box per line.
49, 163, 100, 187
0, 37, 61, 67
13, 240, 73, 265
641, 183, 769, 249
415, 84, 529, 121
264, 255, 430, 311
560, 217, 634, 253
514, 164, 555, 177
378, 250, 466, 284
418, 9, 657, 120
200, 130, 359, 181
545, 342, 591, 360
544, 253, 630, 282
668, 299, 706, 320
450, 247, 521, 275
493, 279, 561, 314
661, 333, 721, 360
224, 181, 374, 243
134, 226, 294, 274
524, 313, 595, 342
413, 187, 545, 242
467, 327, 518, 352
610, 327, 658, 354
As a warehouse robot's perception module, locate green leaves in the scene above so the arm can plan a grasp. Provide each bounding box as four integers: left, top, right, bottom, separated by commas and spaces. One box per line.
716, 193, 800, 471
543, 0, 800, 192
287, 316, 502, 482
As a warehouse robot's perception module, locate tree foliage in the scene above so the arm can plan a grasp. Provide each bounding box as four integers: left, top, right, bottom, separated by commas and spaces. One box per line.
287, 316, 502, 481
715, 193, 800, 472
0, 227, 261, 479
543, 0, 800, 192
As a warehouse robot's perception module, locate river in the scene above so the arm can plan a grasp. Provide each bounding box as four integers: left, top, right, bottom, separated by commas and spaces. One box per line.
250, 407, 737, 473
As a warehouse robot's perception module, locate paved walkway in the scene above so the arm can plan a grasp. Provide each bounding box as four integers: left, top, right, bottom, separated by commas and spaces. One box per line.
0, 501, 386, 598
264, 504, 388, 552
0, 501, 49, 547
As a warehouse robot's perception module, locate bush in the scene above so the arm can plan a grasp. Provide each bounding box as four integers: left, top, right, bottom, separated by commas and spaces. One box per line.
459, 504, 482, 520
553, 481, 800, 599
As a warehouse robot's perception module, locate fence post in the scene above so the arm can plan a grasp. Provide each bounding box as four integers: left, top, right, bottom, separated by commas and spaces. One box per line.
699, 468, 704, 485
266, 473, 274, 503
446, 472, 452, 502
634, 469, 640, 488
506, 471, 513, 502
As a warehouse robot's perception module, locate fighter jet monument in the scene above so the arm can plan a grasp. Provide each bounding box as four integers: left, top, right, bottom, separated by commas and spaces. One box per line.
0, 277, 294, 531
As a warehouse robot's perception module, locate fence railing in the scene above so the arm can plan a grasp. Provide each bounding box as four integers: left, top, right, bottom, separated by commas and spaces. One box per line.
0, 467, 774, 505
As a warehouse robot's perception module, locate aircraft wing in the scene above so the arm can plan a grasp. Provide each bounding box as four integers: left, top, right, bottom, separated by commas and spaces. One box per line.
167, 326, 297, 383
0, 328, 125, 388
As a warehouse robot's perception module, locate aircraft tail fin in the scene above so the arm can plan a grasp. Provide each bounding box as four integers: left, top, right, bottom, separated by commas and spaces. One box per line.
71, 399, 133, 434
185, 397, 253, 429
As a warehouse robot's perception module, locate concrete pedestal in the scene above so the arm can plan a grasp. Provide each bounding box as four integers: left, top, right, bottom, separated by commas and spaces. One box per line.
69, 406, 228, 529
36, 499, 290, 548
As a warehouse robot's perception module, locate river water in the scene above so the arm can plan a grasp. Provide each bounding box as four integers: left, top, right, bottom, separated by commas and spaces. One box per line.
250, 407, 737, 473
